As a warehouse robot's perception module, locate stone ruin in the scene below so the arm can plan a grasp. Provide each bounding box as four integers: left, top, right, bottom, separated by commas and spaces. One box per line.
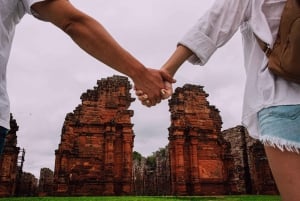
17, 172, 38, 196
53, 75, 135, 196
168, 84, 228, 195
222, 126, 278, 194
0, 76, 279, 197
52, 77, 278, 196
132, 84, 278, 196
0, 114, 20, 197
38, 168, 54, 196
0, 115, 39, 197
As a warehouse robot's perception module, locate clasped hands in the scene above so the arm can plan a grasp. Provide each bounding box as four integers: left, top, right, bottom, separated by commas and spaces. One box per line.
135, 81, 173, 107
133, 68, 175, 107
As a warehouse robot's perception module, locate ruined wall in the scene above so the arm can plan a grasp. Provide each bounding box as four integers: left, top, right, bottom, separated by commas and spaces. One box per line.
17, 172, 38, 196
53, 75, 135, 196
0, 114, 20, 197
222, 126, 250, 194
0, 79, 277, 197
245, 134, 279, 194
132, 147, 171, 196
38, 168, 54, 196
222, 126, 278, 195
168, 84, 228, 196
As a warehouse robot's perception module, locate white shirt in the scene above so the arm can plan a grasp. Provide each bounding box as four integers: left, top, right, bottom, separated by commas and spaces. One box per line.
179, 0, 300, 139
0, 0, 43, 129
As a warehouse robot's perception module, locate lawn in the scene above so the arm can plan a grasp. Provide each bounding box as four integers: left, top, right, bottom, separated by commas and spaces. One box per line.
0, 195, 281, 201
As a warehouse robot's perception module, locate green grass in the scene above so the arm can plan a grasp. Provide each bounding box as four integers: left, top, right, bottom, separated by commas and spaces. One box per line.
0, 195, 281, 201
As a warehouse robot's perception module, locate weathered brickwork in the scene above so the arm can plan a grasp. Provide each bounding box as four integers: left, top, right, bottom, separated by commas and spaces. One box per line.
0, 114, 20, 197
222, 126, 278, 195
38, 168, 54, 196
0, 80, 279, 197
17, 172, 38, 196
53, 75, 135, 196
168, 84, 228, 196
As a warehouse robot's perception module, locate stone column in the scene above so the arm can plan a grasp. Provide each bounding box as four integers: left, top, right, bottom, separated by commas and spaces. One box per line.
189, 134, 201, 193
103, 124, 115, 195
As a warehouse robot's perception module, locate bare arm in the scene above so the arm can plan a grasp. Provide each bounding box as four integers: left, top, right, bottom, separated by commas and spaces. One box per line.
161, 45, 194, 77
136, 45, 194, 105
31, 0, 174, 105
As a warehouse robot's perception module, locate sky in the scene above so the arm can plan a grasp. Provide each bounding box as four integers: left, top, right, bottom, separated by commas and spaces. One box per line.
7, 0, 246, 178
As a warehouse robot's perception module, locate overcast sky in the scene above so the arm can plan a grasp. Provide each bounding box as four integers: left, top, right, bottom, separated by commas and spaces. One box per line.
7, 0, 245, 178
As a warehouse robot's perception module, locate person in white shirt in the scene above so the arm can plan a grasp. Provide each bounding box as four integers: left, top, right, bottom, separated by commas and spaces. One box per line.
0, 0, 174, 154
137, 0, 300, 200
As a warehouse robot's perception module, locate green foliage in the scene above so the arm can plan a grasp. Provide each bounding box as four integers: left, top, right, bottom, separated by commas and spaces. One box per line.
133, 151, 143, 162
146, 155, 156, 168
0, 195, 281, 201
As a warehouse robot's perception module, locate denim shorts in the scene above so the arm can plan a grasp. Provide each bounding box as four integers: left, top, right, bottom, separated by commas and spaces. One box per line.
258, 105, 300, 153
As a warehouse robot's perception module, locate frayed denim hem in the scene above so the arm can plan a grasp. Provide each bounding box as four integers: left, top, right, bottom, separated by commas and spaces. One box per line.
260, 135, 300, 154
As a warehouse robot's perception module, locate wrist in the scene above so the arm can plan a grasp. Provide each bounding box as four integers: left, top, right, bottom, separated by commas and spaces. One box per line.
161, 64, 177, 77
129, 63, 148, 82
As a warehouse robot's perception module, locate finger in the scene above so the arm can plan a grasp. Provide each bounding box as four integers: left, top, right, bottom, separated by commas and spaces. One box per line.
135, 90, 144, 96
143, 100, 152, 107
161, 82, 173, 99
137, 94, 148, 101
142, 94, 148, 100
161, 89, 169, 99
138, 96, 144, 101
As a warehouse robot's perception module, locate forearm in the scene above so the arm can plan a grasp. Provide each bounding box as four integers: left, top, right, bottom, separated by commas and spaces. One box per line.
64, 16, 146, 79
161, 45, 193, 77
31, 0, 146, 81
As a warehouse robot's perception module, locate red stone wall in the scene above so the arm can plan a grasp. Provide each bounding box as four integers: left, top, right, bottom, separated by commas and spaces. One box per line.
0, 114, 20, 197
17, 172, 38, 196
222, 126, 250, 194
168, 84, 228, 196
53, 75, 135, 196
38, 168, 54, 196
222, 126, 278, 195
246, 138, 279, 194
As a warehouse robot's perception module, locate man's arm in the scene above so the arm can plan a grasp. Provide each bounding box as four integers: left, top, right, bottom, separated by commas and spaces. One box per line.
31, 0, 174, 105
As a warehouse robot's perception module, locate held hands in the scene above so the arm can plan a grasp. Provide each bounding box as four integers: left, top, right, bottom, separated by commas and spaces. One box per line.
134, 68, 175, 107
136, 81, 173, 107
133, 45, 191, 106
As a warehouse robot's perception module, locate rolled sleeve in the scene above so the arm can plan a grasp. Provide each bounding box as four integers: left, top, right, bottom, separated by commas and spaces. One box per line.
22, 0, 44, 14
179, 0, 250, 66
179, 29, 217, 65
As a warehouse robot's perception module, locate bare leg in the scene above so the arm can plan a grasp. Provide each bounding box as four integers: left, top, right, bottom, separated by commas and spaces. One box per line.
264, 145, 300, 201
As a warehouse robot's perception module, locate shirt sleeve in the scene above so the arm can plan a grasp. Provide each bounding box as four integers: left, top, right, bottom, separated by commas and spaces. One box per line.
21, 0, 45, 15
179, 0, 251, 65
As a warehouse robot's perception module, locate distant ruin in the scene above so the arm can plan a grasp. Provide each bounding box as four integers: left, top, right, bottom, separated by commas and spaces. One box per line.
38, 168, 53, 196
0, 115, 37, 197
0, 115, 20, 197
132, 84, 278, 196
53, 75, 135, 196
0, 76, 279, 197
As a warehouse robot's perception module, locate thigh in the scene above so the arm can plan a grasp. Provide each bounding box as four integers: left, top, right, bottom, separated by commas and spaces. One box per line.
265, 146, 300, 201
